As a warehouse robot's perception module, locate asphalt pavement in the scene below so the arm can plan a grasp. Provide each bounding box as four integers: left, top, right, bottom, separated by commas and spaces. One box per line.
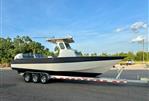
0, 70, 149, 101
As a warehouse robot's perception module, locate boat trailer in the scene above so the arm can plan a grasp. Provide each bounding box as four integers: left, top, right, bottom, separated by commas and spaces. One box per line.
21, 66, 149, 85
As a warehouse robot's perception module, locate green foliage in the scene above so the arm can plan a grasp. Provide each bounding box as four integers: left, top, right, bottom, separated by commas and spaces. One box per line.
135, 51, 149, 61
91, 53, 97, 56
0, 37, 14, 63
100, 53, 108, 56
83, 53, 89, 56
110, 51, 149, 61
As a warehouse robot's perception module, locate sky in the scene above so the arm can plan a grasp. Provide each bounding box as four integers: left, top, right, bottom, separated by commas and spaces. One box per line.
0, 0, 148, 54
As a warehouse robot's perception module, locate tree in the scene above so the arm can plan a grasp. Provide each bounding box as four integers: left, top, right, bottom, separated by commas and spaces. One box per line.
125, 51, 135, 60
135, 51, 149, 61
0, 37, 14, 63
100, 53, 108, 56
91, 53, 97, 56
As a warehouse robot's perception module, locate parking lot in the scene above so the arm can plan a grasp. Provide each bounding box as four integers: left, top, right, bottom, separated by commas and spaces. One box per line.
0, 70, 149, 101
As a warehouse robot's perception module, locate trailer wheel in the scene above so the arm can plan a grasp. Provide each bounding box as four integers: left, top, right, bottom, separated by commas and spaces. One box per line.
40, 74, 48, 84
32, 73, 40, 83
24, 73, 32, 82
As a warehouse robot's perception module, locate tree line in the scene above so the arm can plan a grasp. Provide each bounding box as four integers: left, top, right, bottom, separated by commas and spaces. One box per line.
0, 36, 149, 66
84, 51, 149, 61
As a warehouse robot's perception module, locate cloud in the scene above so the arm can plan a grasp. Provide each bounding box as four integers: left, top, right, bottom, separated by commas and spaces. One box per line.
115, 28, 124, 32
115, 26, 129, 32
115, 21, 148, 33
131, 35, 144, 43
130, 21, 147, 32
143, 24, 148, 28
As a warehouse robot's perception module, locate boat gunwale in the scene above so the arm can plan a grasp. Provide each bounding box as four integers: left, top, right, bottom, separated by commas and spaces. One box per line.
11, 56, 124, 64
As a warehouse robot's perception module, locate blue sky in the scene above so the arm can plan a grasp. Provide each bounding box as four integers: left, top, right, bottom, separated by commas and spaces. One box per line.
0, 0, 148, 54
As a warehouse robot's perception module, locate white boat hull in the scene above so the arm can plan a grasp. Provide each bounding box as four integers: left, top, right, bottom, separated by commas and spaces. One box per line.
11, 60, 120, 74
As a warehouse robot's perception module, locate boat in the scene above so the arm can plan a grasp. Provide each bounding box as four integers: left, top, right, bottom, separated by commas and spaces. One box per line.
11, 36, 124, 77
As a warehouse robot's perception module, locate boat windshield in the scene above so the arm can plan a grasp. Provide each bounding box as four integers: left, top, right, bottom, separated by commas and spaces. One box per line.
23, 54, 34, 58
59, 43, 65, 49
65, 43, 71, 49
22, 53, 46, 59
34, 54, 46, 58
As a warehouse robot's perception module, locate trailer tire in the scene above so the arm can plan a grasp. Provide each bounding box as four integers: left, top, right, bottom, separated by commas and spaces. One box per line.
32, 73, 40, 83
40, 73, 48, 84
24, 73, 32, 82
